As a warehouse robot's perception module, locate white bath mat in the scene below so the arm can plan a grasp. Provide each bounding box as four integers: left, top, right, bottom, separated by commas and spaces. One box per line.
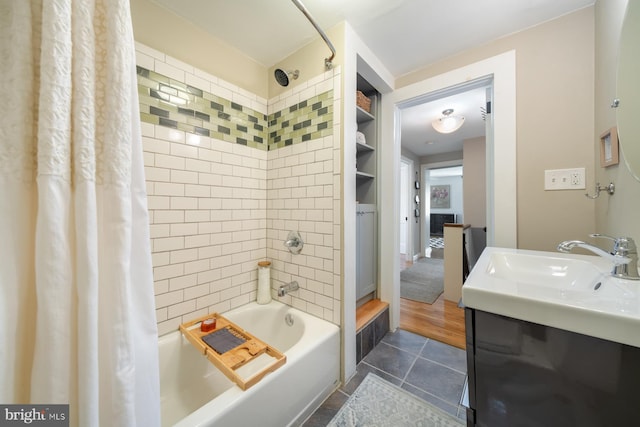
328, 373, 464, 427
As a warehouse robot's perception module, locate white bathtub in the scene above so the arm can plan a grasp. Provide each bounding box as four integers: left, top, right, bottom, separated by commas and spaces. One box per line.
159, 300, 340, 427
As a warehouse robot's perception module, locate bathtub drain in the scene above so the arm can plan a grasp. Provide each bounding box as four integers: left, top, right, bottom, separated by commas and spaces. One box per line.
285, 313, 294, 326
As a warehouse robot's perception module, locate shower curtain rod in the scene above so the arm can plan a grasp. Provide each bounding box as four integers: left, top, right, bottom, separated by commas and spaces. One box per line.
291, 0, 336, 70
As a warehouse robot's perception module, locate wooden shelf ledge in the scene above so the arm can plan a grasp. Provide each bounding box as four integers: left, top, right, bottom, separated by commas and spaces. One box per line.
356, 299, 389, 332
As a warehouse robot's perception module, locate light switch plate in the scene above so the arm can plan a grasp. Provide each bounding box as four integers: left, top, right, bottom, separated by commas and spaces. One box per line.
544, 168, 586, 190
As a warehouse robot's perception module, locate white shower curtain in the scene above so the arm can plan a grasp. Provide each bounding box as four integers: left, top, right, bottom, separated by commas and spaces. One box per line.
0, 1, 160, 426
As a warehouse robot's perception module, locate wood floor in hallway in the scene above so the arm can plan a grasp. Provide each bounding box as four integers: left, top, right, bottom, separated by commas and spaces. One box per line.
399, 252, 466, 350
400, 295, 466, 349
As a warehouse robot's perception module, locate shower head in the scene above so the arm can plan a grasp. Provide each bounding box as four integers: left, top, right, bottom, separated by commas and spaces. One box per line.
274, 68, 299, 87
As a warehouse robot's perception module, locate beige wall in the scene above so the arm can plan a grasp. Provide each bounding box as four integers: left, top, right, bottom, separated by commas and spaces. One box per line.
130, 0, 268, 98
399, 8, 596, 251
463, 137, 486, 228
594, 0, 640, 246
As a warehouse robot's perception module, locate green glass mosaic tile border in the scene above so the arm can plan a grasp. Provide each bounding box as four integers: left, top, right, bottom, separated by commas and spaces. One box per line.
137, 66, 268, 150
267, 90, 334, 150
136, 66, 333, 151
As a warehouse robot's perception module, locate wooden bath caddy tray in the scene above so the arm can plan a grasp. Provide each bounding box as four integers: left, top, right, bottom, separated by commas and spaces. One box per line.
179, 313, 286, 390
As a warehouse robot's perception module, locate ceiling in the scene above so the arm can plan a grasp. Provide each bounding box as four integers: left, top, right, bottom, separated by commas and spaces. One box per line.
150, 0, 594, 157
401, 86, 488, 157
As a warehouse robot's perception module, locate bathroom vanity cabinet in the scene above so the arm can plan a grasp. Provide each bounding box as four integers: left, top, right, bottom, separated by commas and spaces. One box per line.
465, 308, 640, 427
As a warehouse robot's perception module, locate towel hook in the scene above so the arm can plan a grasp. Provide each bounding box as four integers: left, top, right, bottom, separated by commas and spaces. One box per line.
585, 182, 615, 199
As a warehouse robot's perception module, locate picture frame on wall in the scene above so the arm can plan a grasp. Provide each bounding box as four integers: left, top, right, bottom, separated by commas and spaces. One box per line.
430, 184, 450, 209
600, 127, 619, 168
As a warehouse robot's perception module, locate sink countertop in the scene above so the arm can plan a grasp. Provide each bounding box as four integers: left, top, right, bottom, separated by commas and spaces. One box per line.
462, 247, 640, 348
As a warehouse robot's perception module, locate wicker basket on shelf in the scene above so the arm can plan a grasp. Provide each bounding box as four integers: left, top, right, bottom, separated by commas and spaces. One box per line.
356, 91, 371, 112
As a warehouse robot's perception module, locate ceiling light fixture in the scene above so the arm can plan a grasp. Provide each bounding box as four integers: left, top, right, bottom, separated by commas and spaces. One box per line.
432, 108, 465, 134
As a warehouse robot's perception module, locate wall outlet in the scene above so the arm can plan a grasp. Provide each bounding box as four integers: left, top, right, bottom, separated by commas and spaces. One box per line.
570, 172, 581, 185
544, 168, 586, 190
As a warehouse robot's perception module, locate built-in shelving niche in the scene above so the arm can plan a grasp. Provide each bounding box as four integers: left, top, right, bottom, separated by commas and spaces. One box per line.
356, 73, 380, 308
355, 74, 378, 205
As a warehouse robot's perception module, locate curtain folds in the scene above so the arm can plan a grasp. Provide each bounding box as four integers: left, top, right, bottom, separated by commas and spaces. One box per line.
0, 1, 160, 426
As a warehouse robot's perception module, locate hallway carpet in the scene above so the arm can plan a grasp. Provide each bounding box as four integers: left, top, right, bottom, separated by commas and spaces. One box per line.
400, 257, 444, 304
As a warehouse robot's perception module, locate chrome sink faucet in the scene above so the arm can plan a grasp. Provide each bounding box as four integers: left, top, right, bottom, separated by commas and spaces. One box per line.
557, 234, 640, 280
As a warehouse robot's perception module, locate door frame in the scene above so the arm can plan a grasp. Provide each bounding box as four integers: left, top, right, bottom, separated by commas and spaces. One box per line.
379, 50, 517, 330
399, 156, 413, 257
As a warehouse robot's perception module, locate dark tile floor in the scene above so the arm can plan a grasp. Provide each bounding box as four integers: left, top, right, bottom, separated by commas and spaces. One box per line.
303, 328, 468, 426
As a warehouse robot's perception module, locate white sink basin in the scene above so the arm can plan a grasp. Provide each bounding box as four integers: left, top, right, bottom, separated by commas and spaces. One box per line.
487, 251, 603, 288
463, 247, 640, 348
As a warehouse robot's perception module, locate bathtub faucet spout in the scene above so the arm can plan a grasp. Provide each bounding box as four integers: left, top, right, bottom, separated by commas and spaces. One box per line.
278, 281, 299, 297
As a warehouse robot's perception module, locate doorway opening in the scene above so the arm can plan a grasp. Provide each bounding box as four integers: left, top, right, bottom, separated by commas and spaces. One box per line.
425, 165, 463, 259
379, 50, 517, 350
397, 79, 491, 349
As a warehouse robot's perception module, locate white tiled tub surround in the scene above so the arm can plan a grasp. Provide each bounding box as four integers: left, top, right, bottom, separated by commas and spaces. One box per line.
266, 134, 341, 324
266, 66, 342, 325
136, 42, 343, 334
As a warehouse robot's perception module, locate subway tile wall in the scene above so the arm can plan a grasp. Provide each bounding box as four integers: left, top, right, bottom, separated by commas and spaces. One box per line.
265, 65, 342, 325
135, 42, 342, 334
266, 134, 342, 323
